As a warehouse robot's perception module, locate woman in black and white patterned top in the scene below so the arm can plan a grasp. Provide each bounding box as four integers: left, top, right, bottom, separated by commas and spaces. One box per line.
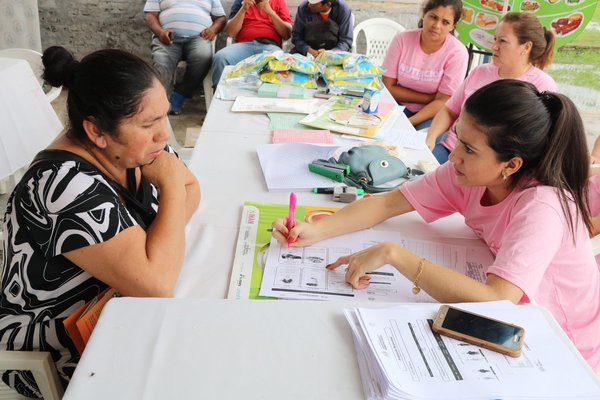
0, 46, 201, 397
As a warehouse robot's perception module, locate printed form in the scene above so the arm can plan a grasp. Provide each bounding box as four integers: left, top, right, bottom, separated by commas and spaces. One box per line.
344, 302, 600, 399
259, 229, 494, 302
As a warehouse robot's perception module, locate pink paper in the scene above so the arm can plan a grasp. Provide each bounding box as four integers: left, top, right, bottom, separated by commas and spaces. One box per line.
272, 129, 334, 144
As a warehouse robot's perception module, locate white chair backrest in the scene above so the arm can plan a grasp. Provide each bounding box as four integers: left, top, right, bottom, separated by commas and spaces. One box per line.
0, 351, 63, 400
0, 48, 62, 102
352, 18, 406, 66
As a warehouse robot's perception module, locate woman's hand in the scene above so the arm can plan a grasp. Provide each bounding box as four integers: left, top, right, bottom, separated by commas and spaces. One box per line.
271, 218, 323, 247
141, 151, 187, 190
326, 242, 395, 288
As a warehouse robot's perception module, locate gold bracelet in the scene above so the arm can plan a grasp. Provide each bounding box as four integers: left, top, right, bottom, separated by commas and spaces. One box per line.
412, 258, 426, 295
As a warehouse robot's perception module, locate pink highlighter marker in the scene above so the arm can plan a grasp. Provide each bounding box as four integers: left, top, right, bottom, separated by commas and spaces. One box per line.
287, 192, 297, 247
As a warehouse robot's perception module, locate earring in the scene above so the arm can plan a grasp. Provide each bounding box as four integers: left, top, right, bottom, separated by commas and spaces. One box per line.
502, 173, 508, 181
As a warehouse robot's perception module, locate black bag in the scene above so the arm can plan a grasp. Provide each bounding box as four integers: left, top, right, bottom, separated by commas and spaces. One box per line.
328, 145, 424, 193
304, 18, 339, 50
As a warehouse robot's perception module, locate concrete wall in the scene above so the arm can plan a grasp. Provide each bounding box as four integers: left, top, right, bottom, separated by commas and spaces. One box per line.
38, 0, 422, 60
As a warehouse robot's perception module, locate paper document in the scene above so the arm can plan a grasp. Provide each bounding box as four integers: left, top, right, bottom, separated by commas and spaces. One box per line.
272, 129, 333, 144
256, 143, 345, 192
394, 128, 428, 150
259, 228, 494, 301
267, 113, 307, 130
345, 301, 600, 400
228, 202, 341, 300
232, 96, 321, 114
300, 97, 400, 138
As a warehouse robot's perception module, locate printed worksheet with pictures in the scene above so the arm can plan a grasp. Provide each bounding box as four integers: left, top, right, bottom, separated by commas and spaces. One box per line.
344, 302, 600, 399
259, 229, 494, 302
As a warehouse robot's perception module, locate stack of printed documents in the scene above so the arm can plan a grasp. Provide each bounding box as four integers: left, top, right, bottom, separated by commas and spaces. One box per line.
344, 301, 600, 400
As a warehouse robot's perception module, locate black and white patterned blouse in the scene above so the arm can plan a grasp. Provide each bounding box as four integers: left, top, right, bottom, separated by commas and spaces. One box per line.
0, 149, 162, 397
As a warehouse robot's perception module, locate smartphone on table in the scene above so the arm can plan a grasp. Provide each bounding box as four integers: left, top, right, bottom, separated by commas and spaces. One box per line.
431, 305, 526, 358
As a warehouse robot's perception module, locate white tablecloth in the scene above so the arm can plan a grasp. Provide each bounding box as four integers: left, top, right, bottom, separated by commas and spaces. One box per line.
64, 76, 600, 399
175, 89, 475, 299
0, 57, 62, 190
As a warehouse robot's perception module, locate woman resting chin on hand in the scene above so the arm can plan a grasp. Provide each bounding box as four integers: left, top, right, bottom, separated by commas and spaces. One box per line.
0, 46, 200, 397
273, 80, 600, 373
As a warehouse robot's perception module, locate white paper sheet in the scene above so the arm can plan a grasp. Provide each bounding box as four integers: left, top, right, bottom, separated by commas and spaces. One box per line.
345, 301, 600, 400
231, 96, 321, 114
256, 143, 346, 192
392, 128, 428, 150
259, 228, 494, 301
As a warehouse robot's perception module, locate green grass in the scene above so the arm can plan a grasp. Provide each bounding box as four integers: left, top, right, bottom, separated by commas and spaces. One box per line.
547, 67, 600, 92
554, 47, 600, 65
569, 4, 600, 46
550, 6, 600, 91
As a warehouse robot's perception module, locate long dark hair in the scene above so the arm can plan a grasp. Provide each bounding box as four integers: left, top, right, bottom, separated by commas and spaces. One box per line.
42, 46, 161, 141
464, 79, 591, 237
418, 0, 463, 28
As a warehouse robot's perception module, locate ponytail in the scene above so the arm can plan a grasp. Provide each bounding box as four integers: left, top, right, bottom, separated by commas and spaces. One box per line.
535, 91, 591, 235
464, 80, 591, 239
502, 12, 555, 70
536, 27, 555, 70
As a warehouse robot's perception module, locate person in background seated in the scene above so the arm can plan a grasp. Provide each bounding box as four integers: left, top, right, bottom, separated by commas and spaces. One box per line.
144, 0, 226, 115
0, 46, 200, 397
211, 0, 292, 87
426, 12, 557, 164
586, 137, 600, 267
291, 0, 353, 58
272, 80, 600, 374
381, 0, 468, 132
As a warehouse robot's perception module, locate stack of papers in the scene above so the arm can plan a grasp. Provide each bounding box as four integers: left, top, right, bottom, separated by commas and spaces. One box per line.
256, 143, 345, 192
345, 302, 600, 400
231, 96, 321, 114
272, 129, 333, 144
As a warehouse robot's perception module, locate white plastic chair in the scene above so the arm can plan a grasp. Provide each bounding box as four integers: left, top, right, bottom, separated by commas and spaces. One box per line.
0, 351, 64, 400
0, 48, 62, 102
352, 18, 406, 66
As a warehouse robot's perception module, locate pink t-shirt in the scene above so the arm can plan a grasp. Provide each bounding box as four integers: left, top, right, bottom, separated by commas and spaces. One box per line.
401, 162, 600, 370
586, 174, 600, 265
441, 63, 558, 151
381, 29, 468, 113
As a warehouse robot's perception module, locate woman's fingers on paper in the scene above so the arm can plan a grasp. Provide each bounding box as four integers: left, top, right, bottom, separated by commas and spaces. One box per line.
346, 270, 370, 289
357, 275, 372, 289
326, 255, 349, 270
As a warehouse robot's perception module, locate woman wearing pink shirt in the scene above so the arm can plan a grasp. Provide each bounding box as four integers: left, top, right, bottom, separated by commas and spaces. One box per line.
273, 80, 600, 372
426, 12, 556, 163
381, 0, 468, 131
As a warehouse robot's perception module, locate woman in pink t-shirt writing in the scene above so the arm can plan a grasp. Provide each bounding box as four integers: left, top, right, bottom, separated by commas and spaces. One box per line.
426, 12, 557, 164
272, 80, 600, 372
381, 0, 468, 131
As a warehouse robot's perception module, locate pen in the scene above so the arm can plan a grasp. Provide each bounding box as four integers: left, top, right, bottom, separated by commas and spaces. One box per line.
308, 164, 346, 182
287, 192, 297, 247
313, 187, 365, 195
313, 188, 335, 194
311, 160, 351, 174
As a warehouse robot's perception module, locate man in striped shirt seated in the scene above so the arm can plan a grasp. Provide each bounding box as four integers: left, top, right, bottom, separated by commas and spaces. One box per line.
144, 0, 227, 114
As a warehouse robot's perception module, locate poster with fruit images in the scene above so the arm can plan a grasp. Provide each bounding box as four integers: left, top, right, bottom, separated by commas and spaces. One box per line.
456, 0, 597, 52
